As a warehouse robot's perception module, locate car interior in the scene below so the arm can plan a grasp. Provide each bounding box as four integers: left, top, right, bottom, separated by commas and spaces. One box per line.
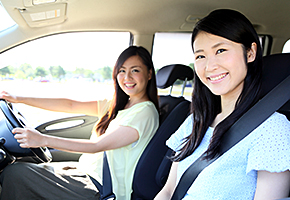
0, 0, 290, 199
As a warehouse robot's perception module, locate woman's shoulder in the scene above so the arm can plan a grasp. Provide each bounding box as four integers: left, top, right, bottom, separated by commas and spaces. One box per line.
128, 101, 158, 114
260, 112, 290, 131
136, 101, 155, 107
249, 112, 290, 147
166, 114, 194, 151
246, 112, 290, 173
119, 101, 158, 121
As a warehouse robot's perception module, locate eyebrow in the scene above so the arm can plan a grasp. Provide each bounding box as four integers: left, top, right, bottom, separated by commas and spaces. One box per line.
194, 42, 228, 54
120, 65, 141, 69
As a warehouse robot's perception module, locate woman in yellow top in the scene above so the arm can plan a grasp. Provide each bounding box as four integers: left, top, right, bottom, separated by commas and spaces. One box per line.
0, 46, 159, 200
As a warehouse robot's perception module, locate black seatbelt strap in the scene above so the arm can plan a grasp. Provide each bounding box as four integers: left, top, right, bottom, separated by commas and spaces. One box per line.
171, 74, 290, 200
102, 151, 116, 199
90, 151, 116, 200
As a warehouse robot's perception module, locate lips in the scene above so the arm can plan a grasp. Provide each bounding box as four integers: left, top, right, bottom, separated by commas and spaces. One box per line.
125, 83, 136, 88
207, 73, 228, 82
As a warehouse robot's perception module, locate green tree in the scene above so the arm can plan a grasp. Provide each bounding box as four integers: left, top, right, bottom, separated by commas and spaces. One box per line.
19, 63, 34, 79
74, 68, 85, 75
14, 70, 26, 79
189, 63, 194, 70
0, 66, 11, 76
97, 66, 112, 80
35, 66, 48, 77
74, 68, 96, 81
49, 65, 66, 80
84, 69, 95, 81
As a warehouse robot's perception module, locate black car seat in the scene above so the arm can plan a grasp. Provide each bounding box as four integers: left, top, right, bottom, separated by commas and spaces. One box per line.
261, 53, 290, 120
131, 64, 194, 200
261, 53, 290, 199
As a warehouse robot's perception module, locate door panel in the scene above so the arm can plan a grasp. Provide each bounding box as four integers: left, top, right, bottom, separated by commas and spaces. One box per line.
35, 115, 98, 162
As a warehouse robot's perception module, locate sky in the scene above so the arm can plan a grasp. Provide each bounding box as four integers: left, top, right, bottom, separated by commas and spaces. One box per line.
0, 32, 131, 71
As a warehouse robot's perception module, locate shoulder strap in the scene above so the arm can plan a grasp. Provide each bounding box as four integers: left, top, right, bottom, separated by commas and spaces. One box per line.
102, 151, 116, 200
89, 152, 116, 200
171, 74, 290, 200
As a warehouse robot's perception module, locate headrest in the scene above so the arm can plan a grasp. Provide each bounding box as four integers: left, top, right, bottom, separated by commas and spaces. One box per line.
261, 53, 290, 112
156, 64, 194, 89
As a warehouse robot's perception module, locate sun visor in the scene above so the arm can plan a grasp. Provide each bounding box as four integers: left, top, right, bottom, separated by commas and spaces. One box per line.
18, 2, 67, 27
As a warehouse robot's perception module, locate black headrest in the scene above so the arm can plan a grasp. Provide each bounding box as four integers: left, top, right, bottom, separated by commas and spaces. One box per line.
261, 53, 290, 112
156, 64, 194, 89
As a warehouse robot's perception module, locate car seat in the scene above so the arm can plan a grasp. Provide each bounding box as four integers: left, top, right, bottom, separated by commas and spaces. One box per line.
261, 53, 290, 120
131, 64, 194, 200
261, 53, 290, 199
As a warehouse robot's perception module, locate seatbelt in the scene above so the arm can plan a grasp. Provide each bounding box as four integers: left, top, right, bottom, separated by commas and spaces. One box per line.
171, 74, 290, 200
90, 151, 116, 200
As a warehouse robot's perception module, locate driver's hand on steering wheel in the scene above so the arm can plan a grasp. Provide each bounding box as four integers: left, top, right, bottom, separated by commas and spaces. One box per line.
0, 91, 19, 103
12, 127, 47, 148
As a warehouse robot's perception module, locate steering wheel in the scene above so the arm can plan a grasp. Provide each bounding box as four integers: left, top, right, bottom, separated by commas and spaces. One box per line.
0, 99, 52, 163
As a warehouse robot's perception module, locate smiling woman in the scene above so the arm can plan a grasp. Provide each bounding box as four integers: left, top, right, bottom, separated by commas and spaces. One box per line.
154, 9, 290, 200
0, 46, 160, 200
117, 55, 152, 106
193, 32, 250, 99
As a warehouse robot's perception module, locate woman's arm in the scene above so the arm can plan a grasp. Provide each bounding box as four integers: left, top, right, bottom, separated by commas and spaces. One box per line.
12, 125, 139, 153
154, 160, 178, 199
254, 170, 290, 200
0, 91, 99, 116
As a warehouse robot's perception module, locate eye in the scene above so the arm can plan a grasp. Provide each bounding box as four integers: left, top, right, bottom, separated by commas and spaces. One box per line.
195, 55, 205, 60
132, 69, 140, 73
119, 69, 125, 73
216, 49, 226, 54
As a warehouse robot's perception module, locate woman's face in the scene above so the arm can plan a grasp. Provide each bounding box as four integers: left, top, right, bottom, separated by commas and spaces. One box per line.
193, 31, 250, 100
117, 55, 152, 101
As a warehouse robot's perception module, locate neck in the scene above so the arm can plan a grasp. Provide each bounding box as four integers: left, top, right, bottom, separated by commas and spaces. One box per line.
211, 93, 240, 128
125, 95, 149, 109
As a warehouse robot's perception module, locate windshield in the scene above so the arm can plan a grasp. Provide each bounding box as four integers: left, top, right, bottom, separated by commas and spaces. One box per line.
0, 3, 16, 32
0, 32, 131, 126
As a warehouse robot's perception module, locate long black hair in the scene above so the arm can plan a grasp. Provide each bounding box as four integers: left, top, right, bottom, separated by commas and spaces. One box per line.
95, 46, 159, 136
173, 9, 263, 161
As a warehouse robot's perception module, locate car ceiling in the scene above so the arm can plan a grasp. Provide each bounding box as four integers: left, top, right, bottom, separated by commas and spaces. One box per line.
0, 0, 290, 53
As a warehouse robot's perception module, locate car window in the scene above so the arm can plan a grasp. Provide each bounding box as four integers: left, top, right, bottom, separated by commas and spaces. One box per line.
0, 4, 16, 32
152, 32, 194, 101
282, 39, 290, 53
152, 32, 194, 69
0, 32, 130, 127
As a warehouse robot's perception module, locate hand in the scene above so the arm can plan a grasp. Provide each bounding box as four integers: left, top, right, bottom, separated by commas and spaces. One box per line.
0, 91, 19, 103
12, 127, 46, 148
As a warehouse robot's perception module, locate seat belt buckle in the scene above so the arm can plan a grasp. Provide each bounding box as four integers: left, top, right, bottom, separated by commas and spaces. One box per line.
101, 193, 116, 200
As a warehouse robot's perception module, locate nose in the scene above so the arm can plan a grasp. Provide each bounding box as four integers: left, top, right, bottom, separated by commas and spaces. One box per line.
205, 56, 218, 71
124, 71, 132, 80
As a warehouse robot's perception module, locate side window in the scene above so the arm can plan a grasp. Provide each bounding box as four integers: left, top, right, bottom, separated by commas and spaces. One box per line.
259, 35, 272, 56
0, 32, 130, 126
152, 32, 194, 101
282, 39, 290, 53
